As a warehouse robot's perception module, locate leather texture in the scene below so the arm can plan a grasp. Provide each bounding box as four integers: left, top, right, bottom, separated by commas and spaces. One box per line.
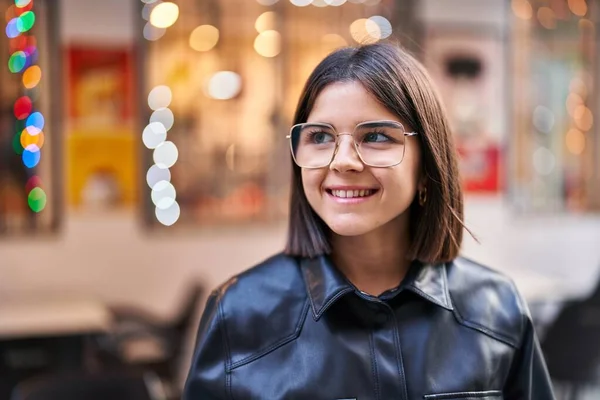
183, 253, 556, 400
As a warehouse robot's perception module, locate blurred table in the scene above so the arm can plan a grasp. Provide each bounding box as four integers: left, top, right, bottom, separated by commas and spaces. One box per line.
0, 299, 112, 339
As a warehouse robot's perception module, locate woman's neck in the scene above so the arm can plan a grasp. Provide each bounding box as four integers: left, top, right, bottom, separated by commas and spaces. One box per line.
330, 217, 412, 297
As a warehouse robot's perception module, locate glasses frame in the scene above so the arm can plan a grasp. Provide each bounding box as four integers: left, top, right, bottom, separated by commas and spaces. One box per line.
286, 120, 419, 169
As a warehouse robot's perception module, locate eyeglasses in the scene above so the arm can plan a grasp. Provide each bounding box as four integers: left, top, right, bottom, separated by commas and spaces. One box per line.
286, 120, 419, 169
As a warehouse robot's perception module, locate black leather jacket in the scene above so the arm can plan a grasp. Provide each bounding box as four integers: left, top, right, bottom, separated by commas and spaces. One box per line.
184, 253, 555, 400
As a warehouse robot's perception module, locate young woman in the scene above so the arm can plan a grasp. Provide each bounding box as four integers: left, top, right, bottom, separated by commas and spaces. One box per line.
183, 43, 555, 400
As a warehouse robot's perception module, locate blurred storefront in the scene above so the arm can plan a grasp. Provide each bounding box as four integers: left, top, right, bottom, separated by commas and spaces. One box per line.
1, 0, 599, 228
0, 0, 61, 235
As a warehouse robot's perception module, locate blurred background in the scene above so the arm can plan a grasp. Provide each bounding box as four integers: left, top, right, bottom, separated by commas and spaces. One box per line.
0, 0, 599, 399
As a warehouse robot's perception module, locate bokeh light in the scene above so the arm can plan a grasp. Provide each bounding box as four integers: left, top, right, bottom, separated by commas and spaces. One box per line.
12, 132, 24, 155
15, 0, 33, 7
568, 0, 587, 16
566, 93, 584, 116
350, 18, 380, 44
14, 96, 32, 119
311, 0, 328, 8
6, 18, 20, 38
532, 146, 555, 175
5, 5, 17, 22
27, 187, 46, 213
148, 85, 172, 110
149, 2, 179, 28
143, 23, 166, 41
150, 108, 174, 131
25, 175, 43, 194
325, 0, 347, 5
25, 111, 44, 134
143, 122, 167, 149
290, 0, 312, 6
22, 64, 41, 88
151, 180, 177, 210
8, 51, 27, 73
573, 105, 593, 131
17, 10, 35, 33
22, 145, 41, 168
255, 12, 276, 33
14, 1, 33, 14
254, 30, 282, 57
532, 105, 555, 134
153, 141, 179, 169
146, 164, 171, 189
206, 71, 242, 100
155, 201, 180, 226
190, 25, 219, 51
569, 77, 587, 100
566, 128, 586, 155
537, 7, 556, 29
20, 129, 44, 150
368, 16, 392, 39
512, 0, 533, 20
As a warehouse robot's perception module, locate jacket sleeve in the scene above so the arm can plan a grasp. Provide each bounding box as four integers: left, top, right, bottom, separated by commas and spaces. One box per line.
183, 290, 230, 400
503, 312, 556, 400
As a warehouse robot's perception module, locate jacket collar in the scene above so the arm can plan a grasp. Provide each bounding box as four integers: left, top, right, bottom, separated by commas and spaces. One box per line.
300, 255, 453, 320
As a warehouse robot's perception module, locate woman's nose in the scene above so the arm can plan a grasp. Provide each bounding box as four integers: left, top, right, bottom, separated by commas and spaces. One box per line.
329, 134, 364, 173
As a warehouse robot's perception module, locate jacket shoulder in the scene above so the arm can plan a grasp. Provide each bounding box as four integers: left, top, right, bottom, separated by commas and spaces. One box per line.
446, 257, 529, 348
213, 252, 310, 370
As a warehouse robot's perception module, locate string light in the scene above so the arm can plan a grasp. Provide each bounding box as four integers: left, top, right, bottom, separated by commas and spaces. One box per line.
5, 0, 46, 213
140, 0, 180, 226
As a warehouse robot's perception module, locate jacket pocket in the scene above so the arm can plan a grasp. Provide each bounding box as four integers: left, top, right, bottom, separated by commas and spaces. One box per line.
423, 390, 503, 399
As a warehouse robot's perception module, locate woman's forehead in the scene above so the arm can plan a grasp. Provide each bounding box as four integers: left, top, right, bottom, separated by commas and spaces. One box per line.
307, 82, 401, 127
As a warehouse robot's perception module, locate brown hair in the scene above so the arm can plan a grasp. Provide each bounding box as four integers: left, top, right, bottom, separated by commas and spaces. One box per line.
284, 42, 465, 264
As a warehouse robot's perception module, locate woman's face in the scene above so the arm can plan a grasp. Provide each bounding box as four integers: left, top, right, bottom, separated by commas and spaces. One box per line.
301, 81, 423, 237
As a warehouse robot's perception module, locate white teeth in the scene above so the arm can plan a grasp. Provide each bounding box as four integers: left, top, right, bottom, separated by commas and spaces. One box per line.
331, 189, 374, 198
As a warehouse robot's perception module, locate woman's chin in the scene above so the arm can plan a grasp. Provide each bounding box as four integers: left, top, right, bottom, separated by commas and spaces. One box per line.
326, 220, 374, 237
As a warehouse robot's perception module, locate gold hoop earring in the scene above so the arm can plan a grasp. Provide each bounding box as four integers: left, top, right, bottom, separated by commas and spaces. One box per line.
418, 187, 427, 206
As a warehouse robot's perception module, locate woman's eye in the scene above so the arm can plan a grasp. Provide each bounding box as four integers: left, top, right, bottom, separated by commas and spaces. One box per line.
312, 132, 334, 143
364, 132, 389, 142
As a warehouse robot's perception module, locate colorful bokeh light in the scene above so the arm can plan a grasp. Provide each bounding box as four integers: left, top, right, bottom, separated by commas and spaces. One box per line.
22, 65, 41, 88
8, 50, 27, 72
22, 145, 40, 168
15, 0, 33, 8
25, 111, 43, 134
17, 10, 35, 32
25, 175, 43, 193
12, 132, 24, 155
15, 1, 33, 14
9, 34, 36, 52
6, 18, 20, 38
20, 129, 44, 149
14, 96, 32, 119
28, 187, 46, 213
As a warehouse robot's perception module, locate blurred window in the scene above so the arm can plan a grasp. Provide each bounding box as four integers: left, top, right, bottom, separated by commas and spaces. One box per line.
510, 0, 599, 212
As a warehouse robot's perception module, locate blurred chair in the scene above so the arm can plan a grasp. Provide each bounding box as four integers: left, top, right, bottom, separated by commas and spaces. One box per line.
541, 272, 600, 399
96, 284, 204, 395
10, 370, 166, 400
